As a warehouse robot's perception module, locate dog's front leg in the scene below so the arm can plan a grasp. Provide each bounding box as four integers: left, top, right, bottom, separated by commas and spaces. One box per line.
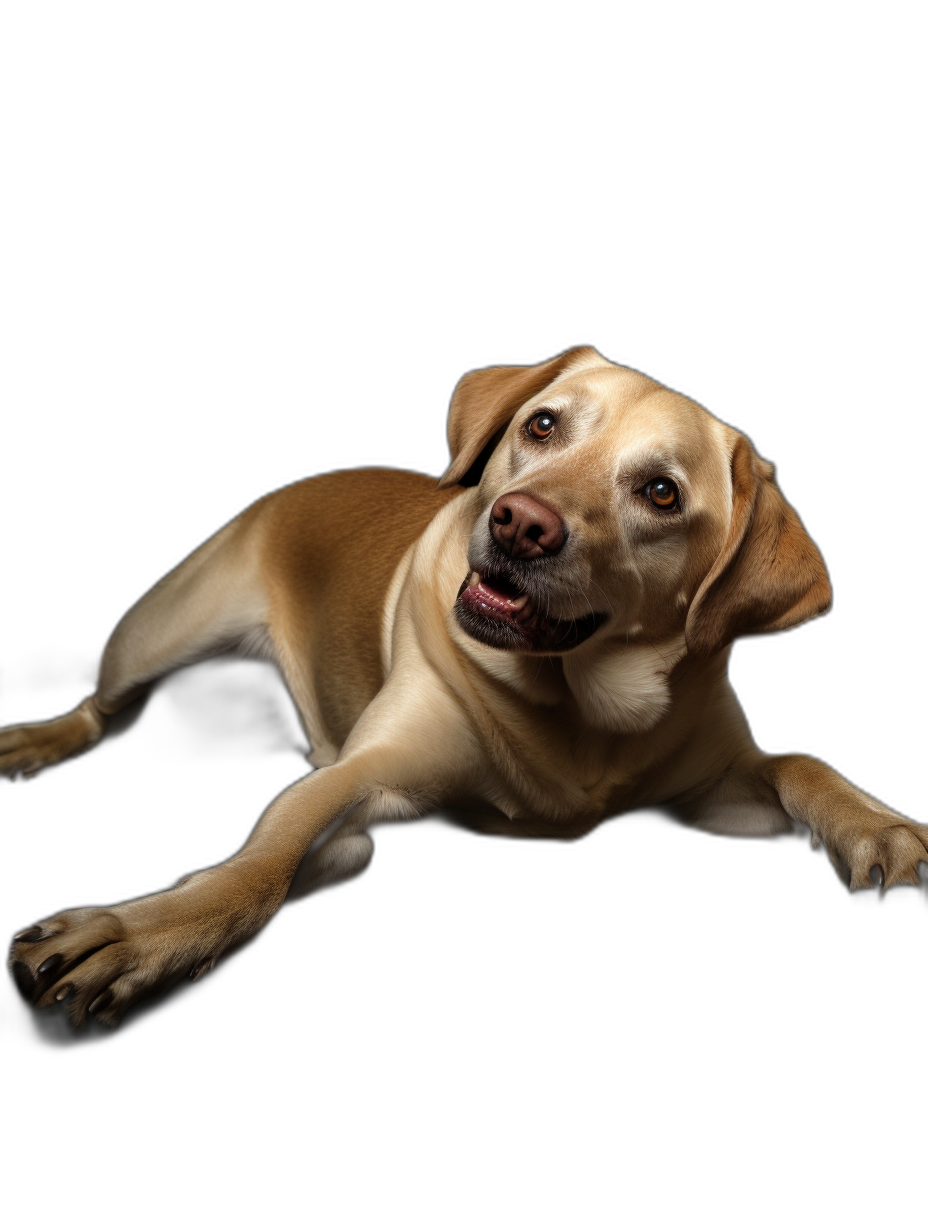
761, 755, 928, 890
9, 745, 424, 1027
640, 752, 925, 891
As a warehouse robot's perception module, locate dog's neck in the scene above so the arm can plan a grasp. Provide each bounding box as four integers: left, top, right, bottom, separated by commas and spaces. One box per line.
468, 632, 687, 734
561, 634, 687, 732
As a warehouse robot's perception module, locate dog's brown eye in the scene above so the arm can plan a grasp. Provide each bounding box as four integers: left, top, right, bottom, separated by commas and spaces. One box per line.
646, 478, 679, 509
527, 411, 557, 440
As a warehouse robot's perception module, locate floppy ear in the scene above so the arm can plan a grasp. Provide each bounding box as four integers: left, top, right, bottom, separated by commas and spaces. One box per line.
685, 434, 832, 657
438, 346, 601, 488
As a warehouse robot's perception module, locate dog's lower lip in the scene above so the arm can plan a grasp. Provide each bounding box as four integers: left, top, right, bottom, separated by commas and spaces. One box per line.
454, 570, 606, 652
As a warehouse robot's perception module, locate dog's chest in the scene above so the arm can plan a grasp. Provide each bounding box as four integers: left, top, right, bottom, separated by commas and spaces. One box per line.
478, 714, 653, 833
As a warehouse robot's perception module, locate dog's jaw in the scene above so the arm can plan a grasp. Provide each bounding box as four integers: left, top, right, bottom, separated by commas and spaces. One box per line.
454, 570, 606, 653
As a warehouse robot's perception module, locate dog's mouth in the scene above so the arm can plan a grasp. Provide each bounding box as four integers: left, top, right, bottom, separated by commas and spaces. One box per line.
454, 570, 606, 653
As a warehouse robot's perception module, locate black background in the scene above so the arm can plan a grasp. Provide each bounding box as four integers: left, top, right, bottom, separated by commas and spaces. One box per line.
1, 91, 921, 1158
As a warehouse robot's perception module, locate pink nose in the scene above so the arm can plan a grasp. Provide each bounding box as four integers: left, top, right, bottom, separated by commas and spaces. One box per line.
490, 492, 567, 559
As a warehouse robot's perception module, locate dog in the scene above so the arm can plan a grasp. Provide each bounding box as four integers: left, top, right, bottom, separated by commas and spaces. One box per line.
6, 345, 925, 1028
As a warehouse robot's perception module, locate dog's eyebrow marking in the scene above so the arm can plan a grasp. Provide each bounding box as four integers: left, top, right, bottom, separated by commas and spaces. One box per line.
614, 446, 688, 488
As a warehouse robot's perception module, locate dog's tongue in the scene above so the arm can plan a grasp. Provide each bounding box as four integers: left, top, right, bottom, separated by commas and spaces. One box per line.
461, 574, 532, 621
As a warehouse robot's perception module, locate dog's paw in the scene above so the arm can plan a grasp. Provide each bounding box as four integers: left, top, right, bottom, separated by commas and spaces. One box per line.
9, 898, 215, 1029
9, 868, 274, 1028
0, 699, 104, 779
10, 907, 132, 1026
828, 818, 928, 891
9, 905, 209, 1029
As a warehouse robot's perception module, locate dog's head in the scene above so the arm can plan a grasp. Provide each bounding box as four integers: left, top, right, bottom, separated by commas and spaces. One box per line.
442, 346, 831, 660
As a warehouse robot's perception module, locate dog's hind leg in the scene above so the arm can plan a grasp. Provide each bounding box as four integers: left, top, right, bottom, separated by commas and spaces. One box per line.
290, 816, 375, 896
0, 510, 269, 779
287, 783, 422, 896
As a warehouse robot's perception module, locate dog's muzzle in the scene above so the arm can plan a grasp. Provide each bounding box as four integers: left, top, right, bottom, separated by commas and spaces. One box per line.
454, 559, 605, 655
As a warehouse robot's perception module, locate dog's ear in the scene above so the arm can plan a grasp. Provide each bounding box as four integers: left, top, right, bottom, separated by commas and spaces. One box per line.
685, 434, 832, 657
438, 346, 601, 488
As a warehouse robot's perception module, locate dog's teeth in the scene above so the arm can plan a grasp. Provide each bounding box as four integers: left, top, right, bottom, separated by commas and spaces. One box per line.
510, 593, 529, 612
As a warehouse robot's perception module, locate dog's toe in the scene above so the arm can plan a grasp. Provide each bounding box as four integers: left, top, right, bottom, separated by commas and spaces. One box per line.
8, 907, 125, 1014
11, 960, 36, 1000
840, 822, 928, 893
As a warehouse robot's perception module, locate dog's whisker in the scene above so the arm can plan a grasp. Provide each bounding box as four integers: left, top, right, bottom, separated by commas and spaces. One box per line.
586, 576, 613, 616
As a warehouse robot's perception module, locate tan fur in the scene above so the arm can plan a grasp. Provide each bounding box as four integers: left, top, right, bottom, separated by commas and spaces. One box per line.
255, 469, 460, 764
5, 347, 925, 1028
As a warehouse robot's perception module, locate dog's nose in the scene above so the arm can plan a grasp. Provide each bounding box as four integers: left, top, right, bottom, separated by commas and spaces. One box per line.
490, 492, 566, 559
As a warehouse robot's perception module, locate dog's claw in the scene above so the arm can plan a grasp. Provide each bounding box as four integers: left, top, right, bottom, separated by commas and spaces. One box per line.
88, 990, 113, 1016
37, 954, 63, 976
55, 983, 73, 1002
14, 926, 43, 943
11, 961, 36, 999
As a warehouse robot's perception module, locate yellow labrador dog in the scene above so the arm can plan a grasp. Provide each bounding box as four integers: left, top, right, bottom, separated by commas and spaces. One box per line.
6, 346, 925, 1027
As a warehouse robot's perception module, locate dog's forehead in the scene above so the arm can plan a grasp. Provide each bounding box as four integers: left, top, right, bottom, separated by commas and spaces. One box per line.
546, 363, 732, 471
